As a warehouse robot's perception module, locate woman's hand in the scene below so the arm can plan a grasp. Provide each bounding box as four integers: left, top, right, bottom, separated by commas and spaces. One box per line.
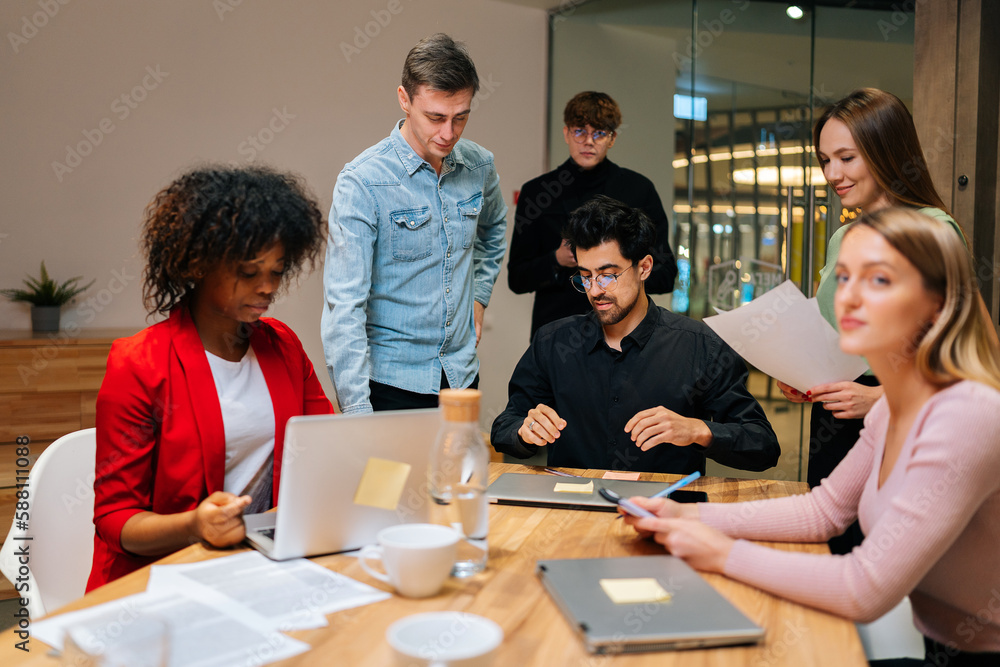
620, 496, 698, 537
623, 497, 732, 573
809, 381, 883, 420
638, 518, 734, 573
193, 492, 252, 547
776, 380, 809, 403
121, 491, 252, 556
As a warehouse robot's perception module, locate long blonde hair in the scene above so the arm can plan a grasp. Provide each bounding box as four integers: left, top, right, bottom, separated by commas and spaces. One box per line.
847, 208, 1000, 390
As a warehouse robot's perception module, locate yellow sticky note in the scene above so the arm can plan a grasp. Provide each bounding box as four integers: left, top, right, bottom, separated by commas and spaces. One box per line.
553, 481, 594, 494
353, 458, 412, 510
599, 578, 673, 605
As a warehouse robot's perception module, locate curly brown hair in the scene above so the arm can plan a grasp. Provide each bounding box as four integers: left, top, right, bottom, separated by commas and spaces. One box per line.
141, 165, 326, 315
563, 92, 622, 132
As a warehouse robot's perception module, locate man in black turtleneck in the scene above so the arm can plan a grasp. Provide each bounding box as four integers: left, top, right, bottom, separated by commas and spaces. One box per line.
508, 91, 677, 338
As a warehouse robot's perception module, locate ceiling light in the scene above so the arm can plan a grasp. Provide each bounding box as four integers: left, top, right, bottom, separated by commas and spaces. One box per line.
732, 166, 827, 187
786, 5, 805, 20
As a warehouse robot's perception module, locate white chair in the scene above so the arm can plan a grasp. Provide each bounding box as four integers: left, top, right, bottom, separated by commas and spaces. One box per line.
0, 428, 97, 618
856, 597, 925, 661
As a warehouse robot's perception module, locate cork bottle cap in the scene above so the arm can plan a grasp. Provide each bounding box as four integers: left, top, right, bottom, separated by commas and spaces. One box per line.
439, 388, 481, 422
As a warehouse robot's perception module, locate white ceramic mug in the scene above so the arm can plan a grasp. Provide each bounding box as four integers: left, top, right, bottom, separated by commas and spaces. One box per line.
359, 524, 459, 598
387, 612, 503, 667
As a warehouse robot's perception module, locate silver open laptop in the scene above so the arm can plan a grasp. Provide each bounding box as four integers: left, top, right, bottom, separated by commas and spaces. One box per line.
244, 408, 440, 560
537, 555, 764, 653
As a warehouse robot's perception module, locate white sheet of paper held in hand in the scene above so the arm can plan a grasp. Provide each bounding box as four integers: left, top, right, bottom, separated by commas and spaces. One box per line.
703, 280, 869, 394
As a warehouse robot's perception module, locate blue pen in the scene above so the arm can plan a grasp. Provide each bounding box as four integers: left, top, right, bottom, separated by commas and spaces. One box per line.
649, 471, 702, 499
612, 470, 702, 519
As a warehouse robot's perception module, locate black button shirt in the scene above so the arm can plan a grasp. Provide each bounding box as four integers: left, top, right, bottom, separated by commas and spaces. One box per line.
491, 299, 780, 474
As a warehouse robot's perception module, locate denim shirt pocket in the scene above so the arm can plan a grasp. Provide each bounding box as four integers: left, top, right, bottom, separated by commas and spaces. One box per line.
457, 192, 483, 249
389, 206, 433, 261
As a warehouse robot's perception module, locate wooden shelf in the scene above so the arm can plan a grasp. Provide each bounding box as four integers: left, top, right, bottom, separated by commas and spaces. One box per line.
0, 329, 137, 599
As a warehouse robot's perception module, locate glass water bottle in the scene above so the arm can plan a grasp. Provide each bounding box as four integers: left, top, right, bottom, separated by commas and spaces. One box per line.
428, 388, 489, 577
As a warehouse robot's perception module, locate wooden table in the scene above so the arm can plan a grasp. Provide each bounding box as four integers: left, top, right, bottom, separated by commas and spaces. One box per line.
1, 464, 866, 665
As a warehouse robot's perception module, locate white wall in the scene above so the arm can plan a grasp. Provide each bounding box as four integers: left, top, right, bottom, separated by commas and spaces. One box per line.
0, 0, 547, 427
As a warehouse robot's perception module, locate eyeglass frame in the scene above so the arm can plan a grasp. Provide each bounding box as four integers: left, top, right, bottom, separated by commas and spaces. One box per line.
567, 126, 615, 144
570, 264, 635, 293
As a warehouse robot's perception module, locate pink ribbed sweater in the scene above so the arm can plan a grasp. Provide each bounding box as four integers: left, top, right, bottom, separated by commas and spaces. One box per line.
699, 380, 1000, 652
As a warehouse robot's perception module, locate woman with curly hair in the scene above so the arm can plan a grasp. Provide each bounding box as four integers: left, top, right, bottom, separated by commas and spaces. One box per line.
625, 208, 1000, 664
87, 165, 334, 590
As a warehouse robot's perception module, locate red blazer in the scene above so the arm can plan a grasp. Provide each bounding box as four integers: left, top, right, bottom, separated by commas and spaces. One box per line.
87, 307, 334, 590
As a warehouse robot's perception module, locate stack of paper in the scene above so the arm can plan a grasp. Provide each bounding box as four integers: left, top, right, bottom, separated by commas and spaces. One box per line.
32, 552, 389, 667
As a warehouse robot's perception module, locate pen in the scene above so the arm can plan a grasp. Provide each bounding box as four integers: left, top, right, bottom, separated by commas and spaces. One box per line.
650, 471, 701, 499
614, 470, 702, 519
543, 467, 579, 478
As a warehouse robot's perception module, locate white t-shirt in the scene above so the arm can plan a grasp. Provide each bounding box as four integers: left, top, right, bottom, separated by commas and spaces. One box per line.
205, 348, 276, 498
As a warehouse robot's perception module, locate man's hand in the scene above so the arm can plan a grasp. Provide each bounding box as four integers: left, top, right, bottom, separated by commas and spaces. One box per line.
625, 407, 712, 451
809, 381, 883, 420
518, 403, 566, 446
193, 491, 251, 547
555, 239, 577, 268
474, 301, 486, 347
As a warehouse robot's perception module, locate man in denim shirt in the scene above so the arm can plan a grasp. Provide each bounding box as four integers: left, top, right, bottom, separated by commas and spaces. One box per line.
323, 34, 508, 413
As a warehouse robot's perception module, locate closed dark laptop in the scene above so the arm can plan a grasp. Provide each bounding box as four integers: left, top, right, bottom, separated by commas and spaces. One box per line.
487, 472, 707, 511
537, 556, 764, 653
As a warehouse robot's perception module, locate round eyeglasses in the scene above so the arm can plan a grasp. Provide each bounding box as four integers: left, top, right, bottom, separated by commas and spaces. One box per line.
569, 127, 614, 144
570, 265, 634, 293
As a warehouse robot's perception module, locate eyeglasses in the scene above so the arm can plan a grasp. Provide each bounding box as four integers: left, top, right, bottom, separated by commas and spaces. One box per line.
569, 127, 614, 144
570, 265, 634, 293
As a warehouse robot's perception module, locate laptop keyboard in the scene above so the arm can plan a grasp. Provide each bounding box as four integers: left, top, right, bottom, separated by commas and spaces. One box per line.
259, 527, 275, 540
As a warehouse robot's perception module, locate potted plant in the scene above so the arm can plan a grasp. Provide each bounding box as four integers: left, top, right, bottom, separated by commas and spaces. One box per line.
1, 261, 95, 333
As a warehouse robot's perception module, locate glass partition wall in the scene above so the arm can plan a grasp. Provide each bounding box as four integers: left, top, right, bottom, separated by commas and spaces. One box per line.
548, 0, 914, 481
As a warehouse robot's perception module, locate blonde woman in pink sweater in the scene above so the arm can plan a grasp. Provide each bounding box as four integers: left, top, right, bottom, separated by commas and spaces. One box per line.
625, 208, 1000, 664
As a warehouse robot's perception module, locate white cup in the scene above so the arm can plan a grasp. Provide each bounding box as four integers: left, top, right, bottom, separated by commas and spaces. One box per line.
359, 524, 460, 598
387, 612, 503, 667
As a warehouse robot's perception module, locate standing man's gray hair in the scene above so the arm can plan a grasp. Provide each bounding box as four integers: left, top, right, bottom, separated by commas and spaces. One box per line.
401, 33, 479, 98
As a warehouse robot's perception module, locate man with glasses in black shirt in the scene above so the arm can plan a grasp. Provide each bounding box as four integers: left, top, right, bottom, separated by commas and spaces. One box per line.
507, 91, 677, 339
491, 196, 779, 474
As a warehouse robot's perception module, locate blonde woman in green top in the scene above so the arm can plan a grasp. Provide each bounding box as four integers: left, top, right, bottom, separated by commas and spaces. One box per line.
776, 88, 991, 553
